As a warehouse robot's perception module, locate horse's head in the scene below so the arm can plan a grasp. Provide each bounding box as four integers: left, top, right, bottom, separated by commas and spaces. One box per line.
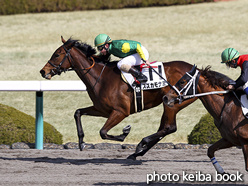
40, 36, 76, 79
163, 65, 200, 107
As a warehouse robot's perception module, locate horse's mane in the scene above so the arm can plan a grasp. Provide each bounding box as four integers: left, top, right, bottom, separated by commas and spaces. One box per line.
199, 65, 232, 89
64, 38, 113, 63
64, 38, 97, 57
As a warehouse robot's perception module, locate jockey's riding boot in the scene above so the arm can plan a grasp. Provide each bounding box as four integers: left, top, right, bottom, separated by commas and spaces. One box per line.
128, 67, 148, 83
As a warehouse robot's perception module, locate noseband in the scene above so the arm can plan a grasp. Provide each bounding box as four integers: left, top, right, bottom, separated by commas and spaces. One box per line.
47, 45, 95, 76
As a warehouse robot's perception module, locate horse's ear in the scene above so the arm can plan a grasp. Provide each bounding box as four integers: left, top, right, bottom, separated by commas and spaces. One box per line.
189, 64, 197, 75
61, 36, 66, 43
193, 64, 197, 73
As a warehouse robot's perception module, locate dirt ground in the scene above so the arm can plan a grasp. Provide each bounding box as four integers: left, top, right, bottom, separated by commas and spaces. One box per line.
0, 148, 247, 186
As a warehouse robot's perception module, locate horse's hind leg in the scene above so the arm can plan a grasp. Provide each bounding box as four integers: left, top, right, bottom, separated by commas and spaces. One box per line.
99, 110, 131, 141
74, 106, 106, 151
207, 138, 234, 173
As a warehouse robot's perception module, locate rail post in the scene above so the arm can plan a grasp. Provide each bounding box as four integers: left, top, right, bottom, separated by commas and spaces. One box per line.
35, 91, 43, 149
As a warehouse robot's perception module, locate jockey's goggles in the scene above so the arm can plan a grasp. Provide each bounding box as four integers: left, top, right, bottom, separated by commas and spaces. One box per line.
97, 45, 105, 51
226, 58, 238, 68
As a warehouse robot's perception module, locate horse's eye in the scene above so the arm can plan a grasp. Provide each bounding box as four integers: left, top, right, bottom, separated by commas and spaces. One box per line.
55, 54, 60, 58
180, 80, 185, 85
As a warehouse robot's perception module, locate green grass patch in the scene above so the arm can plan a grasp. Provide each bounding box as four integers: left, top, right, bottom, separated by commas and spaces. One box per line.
188, 113, 221, 144
0, 103, 63, 145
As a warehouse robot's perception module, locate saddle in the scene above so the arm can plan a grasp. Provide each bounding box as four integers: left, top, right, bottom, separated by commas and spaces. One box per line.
121, 61, 168, 112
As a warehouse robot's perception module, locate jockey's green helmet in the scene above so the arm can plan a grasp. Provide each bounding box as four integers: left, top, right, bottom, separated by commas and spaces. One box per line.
221, 48, 240, 63
94, 34, 112, 47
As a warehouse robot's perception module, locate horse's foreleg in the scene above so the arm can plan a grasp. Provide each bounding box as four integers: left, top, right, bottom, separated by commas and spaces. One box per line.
240, 139, 248, 172
99, 110, 130, 142
128, 132, 164, 160
207, 138, 234, 173
128, 108, 177, 160
74, 106, 105, 151
242, 144, 248, 172
127, 126, 176, 160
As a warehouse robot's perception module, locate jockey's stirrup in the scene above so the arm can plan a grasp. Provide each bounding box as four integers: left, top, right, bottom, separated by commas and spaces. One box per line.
128, 67, 148, 83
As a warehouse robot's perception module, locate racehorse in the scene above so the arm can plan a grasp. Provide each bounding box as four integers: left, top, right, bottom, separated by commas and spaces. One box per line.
163, 64, 248, 173
40, 36, 197, 160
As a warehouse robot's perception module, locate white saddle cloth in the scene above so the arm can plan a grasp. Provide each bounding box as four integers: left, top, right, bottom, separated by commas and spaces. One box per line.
121, 61, 168, 90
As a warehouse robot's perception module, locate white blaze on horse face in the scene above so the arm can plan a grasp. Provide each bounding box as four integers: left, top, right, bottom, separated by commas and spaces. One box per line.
40, 67, 52, 79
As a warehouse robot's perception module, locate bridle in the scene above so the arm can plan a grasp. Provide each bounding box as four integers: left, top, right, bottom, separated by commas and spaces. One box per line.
47, 44, 105, 91
47, 45, 95, 76
165, 65, 229, 105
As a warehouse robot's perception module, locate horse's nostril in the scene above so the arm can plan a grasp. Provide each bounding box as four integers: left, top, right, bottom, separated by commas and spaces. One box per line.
162, 95, 168, 104
40, 70, 45, 77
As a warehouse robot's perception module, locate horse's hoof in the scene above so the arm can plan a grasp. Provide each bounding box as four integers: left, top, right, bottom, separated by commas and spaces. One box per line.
127, 154, 136, 161
79, 143, 86, 151
221, 172, 230, 175
221, 172, 231, 180
123, 125, 131, 134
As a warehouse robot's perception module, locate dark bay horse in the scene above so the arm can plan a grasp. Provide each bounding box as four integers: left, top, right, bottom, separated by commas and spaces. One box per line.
163, 65, 248, 172
40, 37, 197, 160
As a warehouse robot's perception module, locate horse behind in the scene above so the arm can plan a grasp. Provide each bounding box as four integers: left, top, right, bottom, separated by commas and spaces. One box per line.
164, 65, 248, 173
40, 37, 198, 160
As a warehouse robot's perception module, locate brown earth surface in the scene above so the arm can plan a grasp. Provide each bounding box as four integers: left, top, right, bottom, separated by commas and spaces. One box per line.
0, 148, 247, 186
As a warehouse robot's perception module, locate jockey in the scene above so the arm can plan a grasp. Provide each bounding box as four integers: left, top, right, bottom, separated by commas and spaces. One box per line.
221, 47, 248, 94
94, 34, 150, 83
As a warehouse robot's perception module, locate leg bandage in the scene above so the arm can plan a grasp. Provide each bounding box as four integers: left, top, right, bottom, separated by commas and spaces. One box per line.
211, 157, 225, 173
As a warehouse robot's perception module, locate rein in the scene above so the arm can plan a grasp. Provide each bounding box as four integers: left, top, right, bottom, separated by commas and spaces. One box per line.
146, 63, 178, 92
183, 90, 230, 99
87, 63, 106, 92
83, 56, 95, 70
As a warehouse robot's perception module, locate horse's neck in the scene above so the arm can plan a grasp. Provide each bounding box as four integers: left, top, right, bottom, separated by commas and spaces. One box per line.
73, 50, 103, 90
198, 82, 226, 119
